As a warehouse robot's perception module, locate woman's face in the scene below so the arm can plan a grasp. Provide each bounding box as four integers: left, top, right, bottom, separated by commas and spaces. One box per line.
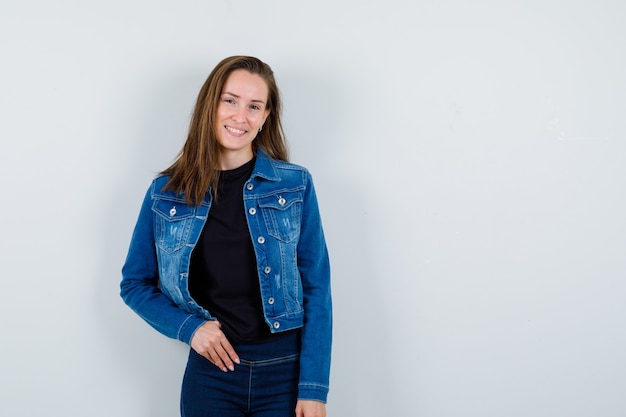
214, 69, 270, 168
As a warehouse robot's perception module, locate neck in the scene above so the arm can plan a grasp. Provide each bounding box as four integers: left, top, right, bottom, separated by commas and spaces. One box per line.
218, 148, 254, 170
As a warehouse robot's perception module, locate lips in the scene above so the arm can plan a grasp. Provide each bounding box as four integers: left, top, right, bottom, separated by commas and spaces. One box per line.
225, 125, 247, 135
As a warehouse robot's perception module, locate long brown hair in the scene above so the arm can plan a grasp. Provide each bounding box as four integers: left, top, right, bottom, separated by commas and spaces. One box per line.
161, 56, 289, 206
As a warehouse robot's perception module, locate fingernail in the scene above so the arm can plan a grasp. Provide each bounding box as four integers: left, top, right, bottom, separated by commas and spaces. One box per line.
234, 358, 240, 364
228, 365, 235, 371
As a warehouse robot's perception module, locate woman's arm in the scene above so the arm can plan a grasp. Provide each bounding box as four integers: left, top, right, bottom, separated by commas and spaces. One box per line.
120, 184, 205, 344
296, 171, 332, 403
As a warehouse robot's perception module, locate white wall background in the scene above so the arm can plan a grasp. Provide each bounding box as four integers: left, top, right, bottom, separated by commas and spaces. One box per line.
1, 1, 625, 416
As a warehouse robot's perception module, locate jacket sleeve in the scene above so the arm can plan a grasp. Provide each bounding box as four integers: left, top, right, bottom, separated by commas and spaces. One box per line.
296, 171, 333, 402
120, 183, 205, 344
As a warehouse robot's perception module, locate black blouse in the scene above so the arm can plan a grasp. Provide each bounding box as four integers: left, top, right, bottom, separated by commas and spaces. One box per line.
188, 158, 272, 343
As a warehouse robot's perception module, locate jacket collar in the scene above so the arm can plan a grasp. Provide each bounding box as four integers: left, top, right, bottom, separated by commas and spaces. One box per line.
251, 149, 281, 182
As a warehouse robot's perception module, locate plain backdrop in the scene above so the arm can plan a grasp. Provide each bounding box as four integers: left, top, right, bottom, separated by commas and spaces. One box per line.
1, 1, 625, 416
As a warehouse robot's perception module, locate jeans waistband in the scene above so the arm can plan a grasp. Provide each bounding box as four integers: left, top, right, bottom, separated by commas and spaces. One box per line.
233, 329, 301, 361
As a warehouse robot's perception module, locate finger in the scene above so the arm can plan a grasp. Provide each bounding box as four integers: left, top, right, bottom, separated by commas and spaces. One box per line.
220, 338, 240, 365
201, 346, 231, 373
213, 342, 239, 372
207, 351, 228, 372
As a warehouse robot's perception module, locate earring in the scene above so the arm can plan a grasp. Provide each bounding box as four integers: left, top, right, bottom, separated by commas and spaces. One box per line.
259, 126, 263, 133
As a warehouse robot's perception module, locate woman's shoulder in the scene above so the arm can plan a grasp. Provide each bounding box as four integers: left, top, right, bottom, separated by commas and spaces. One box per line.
257, 149, 310, 175
271, 158, 309, 173
151, 174, 170, 189
147, 175, 187, 202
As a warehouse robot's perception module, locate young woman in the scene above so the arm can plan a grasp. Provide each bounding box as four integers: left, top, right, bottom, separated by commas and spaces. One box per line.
121, 56, 332, 417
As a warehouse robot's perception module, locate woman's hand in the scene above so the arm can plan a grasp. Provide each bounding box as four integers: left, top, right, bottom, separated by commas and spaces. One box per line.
190, 321, 239, 372
296, 400, 326, 417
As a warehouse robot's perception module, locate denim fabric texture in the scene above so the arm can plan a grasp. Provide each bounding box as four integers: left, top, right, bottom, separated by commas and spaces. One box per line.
181, 332, 301, 417
121, 150, 332, 402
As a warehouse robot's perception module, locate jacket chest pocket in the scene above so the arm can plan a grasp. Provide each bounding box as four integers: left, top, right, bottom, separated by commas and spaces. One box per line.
152, 199, 195, 253
258, 192, 302, 243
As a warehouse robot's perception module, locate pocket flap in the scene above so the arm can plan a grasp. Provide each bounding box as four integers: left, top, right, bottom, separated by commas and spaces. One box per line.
152, 199, 195, 220
257, 192, 302, 210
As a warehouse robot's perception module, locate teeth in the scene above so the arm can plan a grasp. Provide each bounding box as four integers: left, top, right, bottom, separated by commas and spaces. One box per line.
226, 126, 246, 134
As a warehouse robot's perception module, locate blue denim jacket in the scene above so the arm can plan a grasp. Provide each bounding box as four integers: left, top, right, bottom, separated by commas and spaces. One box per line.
120, 150, 332, 402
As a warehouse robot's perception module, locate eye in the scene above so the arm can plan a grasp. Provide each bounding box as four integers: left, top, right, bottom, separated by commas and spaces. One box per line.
250, 104, 261, 111
224, 98, 236, 104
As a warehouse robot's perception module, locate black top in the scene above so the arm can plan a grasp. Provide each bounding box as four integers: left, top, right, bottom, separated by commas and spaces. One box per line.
188, 158, 272, 343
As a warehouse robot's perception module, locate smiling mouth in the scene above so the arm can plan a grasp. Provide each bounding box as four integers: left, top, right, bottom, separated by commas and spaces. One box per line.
225, 126, 247, 135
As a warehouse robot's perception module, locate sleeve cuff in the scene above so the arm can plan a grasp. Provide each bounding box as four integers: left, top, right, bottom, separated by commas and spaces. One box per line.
177, 315, 207, 344
298, 384, 329, 403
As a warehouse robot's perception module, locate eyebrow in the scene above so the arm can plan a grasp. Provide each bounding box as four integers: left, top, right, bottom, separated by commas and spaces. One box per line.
221, 92, 266, 104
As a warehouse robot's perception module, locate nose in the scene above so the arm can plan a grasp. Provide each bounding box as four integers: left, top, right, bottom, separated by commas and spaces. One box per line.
231, 105, 246, 123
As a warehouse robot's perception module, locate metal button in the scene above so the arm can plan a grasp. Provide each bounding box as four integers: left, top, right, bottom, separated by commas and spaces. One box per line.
273, 321, 280, 329
257, 236, 265, 244
246, 183, 254, 190
268, 297, 275, 305
169, 207, 177, 217
264, 266, 271, 274
278, 197, 286, 206
249, 207, 257, 215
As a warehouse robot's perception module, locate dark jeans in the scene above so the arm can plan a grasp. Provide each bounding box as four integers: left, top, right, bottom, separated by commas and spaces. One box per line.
181, 332, 300, 417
